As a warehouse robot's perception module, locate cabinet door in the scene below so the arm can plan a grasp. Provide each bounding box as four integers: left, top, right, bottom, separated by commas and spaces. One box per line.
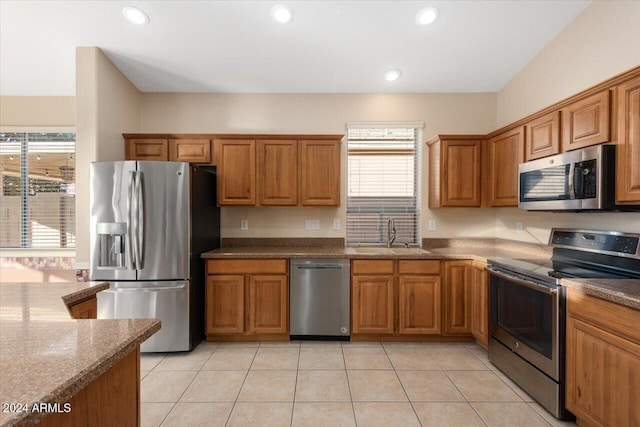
443, 261, 472, 335
525, 111, 561, 161
70, 297, 97, 319
127, 139, 168, 161
169, 139, 211, 163
485, 127, 524, 207
471, 262, 489, 347
566, 316, 640, 426
299, 140, 340, 206
206, 275, 245, 334
398, 276, 441, 334
248, 275, 288, 334
562, 90, 611, 151
441, 138, 482, 207
351, 275, 394, 334
616, 75, 640, 204
257, 140, 297, 206
216, 139, 256, 205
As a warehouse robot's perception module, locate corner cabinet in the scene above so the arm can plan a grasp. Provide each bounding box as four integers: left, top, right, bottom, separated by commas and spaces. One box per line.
427, 135, 483, 207
443, 260, 473, 334
470, 261, 489, 347
565, 289, 640, 426
205, 259, 288, 340
615, 75, 640, 204
485, 127, 525, 207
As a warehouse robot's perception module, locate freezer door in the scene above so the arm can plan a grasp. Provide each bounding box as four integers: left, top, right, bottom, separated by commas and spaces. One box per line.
97, 281, 190, 352
90, 161, 137, 281
136, 161, 190, 281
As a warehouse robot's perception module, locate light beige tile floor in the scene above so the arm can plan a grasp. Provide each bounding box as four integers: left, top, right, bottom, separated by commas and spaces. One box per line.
140, 341, 578, 426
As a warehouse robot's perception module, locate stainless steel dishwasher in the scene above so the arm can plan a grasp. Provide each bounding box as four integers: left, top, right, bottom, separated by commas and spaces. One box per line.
290, 259, 350, 339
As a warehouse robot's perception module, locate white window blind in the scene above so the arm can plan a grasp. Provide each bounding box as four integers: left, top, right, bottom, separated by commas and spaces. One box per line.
0, 132, 76, 249
347, 126, 420, 246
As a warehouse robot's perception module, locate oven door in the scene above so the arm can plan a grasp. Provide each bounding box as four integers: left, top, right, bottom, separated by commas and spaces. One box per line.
488, 267, 561, 380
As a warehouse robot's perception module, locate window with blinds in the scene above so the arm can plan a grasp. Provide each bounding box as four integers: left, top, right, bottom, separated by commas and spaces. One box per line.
346, 126, 420, 246
0, 132, 76, 249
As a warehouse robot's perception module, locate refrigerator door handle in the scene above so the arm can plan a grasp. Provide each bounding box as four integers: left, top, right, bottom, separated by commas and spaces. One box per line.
135, 171, 145, 269
127, 170, 137, 270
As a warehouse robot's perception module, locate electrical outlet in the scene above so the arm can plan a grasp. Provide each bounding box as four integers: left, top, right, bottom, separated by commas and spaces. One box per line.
333, 219, 340, 230
516, 222, 524, 233
305, 219, 320, 230
428, 219, 436, 231
240, 220, 248, 231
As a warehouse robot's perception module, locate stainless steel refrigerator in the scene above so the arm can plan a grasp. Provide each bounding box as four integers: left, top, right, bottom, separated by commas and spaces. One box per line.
89, 161, 220, 352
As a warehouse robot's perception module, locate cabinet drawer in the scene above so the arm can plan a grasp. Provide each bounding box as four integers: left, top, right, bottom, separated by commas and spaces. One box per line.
351, 260, 395, 275
207, 259, 288, 275
398, 260, 440, 275
567, 289, 640, 344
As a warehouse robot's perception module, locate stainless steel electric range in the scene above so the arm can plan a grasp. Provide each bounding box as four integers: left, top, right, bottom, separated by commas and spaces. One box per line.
487, 228, 640, 419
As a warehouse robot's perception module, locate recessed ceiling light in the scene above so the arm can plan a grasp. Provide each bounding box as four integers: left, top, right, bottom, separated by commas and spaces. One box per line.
122, 6, 150, 25
416, 6, 439, 25
383, 69, 403, 82
271, 4, 294, 24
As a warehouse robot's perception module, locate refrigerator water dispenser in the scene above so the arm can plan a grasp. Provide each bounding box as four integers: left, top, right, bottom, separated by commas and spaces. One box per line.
97, 222, 127, 269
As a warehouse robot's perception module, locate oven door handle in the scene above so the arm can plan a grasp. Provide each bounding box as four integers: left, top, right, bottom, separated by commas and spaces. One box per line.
487, 266, 557, 295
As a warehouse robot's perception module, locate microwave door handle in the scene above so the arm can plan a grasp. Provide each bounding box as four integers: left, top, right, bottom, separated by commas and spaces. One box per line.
568, 163, 576, 199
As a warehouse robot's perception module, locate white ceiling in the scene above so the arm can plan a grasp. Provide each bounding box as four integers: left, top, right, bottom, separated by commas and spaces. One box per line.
0, 0, 590, 96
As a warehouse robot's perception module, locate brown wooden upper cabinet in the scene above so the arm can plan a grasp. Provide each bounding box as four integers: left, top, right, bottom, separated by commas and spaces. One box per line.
215, 139, 257, 205
299, 140, 341, 206
258, 140, 298, 206
561, 90, 611, 151
427, 135, 483, 208
615, 75, 640, 204
127, 139, 169, 161
525, 111, 561, 161
485, 126, 525, 207
169, 139, 211, 163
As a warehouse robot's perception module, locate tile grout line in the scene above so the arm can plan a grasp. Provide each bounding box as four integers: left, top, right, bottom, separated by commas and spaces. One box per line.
223, 343, 260, 427
290, 342, 302, 427
341, 340, 359, 426
381, 344, 424, 427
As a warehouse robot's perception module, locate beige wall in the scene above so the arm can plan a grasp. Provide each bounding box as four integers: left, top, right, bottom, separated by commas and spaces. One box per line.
497, 1, 640, 126
141, 92, 498, 239
0, 96, 75, 127
74, 47, 141, 267
495, 1, 640, 244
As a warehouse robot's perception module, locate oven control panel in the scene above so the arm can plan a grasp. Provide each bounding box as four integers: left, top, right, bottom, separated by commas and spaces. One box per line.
550, 229, 640, 257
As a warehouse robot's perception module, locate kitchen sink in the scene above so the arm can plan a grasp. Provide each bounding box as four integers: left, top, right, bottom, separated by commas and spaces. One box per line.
351, 247, 430, 255
390, 248, 430, 255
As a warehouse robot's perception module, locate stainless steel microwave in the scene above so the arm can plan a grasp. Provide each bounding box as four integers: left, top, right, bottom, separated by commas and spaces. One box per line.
518, 145, 616, 211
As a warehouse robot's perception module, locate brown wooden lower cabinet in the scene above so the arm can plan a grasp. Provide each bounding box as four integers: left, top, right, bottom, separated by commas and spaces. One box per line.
38, 347, 140, 427
69, 296, 97, 319
351, 259, 470, 339
443, 260, 473, 334
470, 261, 489, 347
205, 259, 288, 340
565, 289, 640, 427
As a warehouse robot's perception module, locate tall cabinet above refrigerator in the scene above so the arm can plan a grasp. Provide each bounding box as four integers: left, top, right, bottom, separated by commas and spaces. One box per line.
90, 161, 220, 352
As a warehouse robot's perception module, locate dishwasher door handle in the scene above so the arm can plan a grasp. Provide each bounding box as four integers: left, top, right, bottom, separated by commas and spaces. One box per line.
296, 265, 344, 270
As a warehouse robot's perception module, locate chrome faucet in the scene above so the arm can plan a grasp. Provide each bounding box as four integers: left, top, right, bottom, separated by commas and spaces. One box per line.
387, 218, 396, 248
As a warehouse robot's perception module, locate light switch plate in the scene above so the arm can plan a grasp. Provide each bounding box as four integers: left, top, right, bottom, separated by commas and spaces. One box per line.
428, 219, 436, 231
333, 219, 340, 230
240, 220, 249, 231
305, 219, 320, 230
